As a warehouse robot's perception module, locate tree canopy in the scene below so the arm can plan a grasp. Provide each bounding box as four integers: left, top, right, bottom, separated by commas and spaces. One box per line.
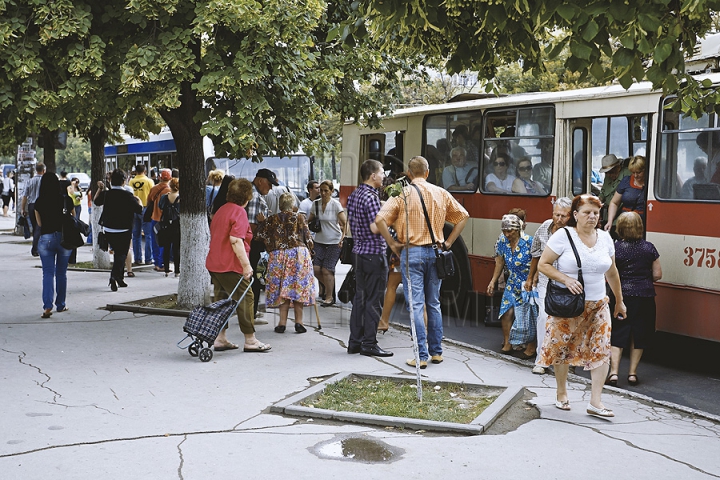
354, 0, 720, 117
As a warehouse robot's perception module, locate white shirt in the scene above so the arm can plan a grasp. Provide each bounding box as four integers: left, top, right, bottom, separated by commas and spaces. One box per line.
311, 198, 344, 244
265, 185, 298, 215
484, 173, 516, 192
545, 227, 614, 301
298, 197, 313, 217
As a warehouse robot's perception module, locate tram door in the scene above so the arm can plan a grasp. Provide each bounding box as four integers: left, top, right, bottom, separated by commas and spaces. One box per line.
360, 131, 405, 177
568, 118, 593, 197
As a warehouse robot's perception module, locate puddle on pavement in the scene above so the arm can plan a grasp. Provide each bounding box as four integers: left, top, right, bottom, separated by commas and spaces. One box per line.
312, 435, 403, 463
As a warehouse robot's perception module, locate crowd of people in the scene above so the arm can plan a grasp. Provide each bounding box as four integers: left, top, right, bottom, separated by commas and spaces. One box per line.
21, 149, 664, 419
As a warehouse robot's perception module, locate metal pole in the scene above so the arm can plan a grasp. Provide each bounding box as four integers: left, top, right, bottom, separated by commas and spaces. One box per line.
401, 187, 423, 402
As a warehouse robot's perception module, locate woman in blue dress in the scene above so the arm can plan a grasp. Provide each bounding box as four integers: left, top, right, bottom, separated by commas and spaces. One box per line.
604, 155, 647, 230
487, 213, 535, 358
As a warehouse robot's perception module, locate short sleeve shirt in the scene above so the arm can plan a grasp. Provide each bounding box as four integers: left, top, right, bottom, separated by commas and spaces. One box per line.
206, 203, 252, 274
312, 198, 344, 244
484, 173, 516, 192
245, 190, 269, 225
529, 219, 557, 290
616, 176, 646, 216
546, 227, 614, 301
614, 239, 659, 297
347, 183, 385, 255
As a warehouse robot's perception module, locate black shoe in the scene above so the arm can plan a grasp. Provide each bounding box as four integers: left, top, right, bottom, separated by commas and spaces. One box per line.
347, 345, 361, 354
116, 278, 128, 288
295, 323, 307, 334
274, 325, 286, 333
109, 279, 118, 292
360, 345, 394, 357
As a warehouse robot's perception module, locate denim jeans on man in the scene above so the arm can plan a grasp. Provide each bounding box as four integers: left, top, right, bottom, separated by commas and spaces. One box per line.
38, 231, 72, 311
348, 253, 388, 350
150, 219, 163, 268
28, 203, 41, 255
399, 245, 443, 361
132, 208, 153, 263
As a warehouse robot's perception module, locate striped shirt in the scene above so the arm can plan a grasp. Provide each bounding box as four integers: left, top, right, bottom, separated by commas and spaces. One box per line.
376, 178, 468, 246
24, 175, 42, 203
347, 183, 385, 255
530, 218, 556, 290
245, 189, 269, 224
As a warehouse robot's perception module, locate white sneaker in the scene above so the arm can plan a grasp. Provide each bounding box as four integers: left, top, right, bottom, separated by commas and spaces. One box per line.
532, 365, 546, 375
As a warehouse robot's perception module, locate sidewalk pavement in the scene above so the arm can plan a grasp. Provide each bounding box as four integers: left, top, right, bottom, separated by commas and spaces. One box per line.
1, 218, 719, 479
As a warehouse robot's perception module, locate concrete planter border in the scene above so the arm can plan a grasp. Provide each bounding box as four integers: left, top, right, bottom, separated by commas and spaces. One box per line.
271, 371, 524, 435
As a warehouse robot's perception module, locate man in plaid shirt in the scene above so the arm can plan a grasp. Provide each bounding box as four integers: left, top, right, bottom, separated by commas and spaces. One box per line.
246, 169, 274, 321
376, 156, 469, 368
346, 160, 393, 357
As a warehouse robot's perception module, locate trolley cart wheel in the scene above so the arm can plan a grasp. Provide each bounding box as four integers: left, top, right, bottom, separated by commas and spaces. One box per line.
199, 348, 213, 363
188, 341, 200, 357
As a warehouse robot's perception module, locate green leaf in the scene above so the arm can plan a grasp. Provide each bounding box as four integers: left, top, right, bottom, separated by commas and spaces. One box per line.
612, 48, 635, 67
637, 13, 661, 33
654, 42, 673, 64
570, 40, 592, 60
556, 4, 576, 22
618, 72, 634, 90
581, 20, 600, 42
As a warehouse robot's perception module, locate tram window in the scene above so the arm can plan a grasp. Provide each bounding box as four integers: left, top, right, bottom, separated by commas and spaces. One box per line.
572, 128, 588, 196
658, 101, 720, 201
423, 111, 482, 191
482, 106, 554, 195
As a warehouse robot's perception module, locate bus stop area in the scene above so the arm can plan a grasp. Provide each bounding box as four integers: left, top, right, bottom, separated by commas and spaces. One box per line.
2, 213, 720, 479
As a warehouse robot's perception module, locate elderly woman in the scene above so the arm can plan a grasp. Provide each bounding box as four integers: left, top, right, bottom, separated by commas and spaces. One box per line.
93, 169, 142, 291
256, 192, 316, 334
605, 155, 647, 230
538, 195, 626, 418
34, 172, 73, 318
512, 157, 546, 195
606, 212, 662, 387
524, 197, 572, 375
307, 180, 347, 307
207, 178, 270, 352
484, 152, 516, 193
487, 214, 535, 358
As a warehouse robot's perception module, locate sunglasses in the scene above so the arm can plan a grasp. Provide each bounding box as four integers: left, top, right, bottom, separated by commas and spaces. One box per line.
517, 166, 532, 172
493, 162, 507, 167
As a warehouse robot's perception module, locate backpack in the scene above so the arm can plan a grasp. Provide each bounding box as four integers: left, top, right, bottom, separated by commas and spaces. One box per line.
161, 195, 180, 227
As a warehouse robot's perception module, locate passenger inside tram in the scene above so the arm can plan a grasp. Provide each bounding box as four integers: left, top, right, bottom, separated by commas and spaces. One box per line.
442, 147, 479, 192
484, 152, 516, 193
451, 125, 479, 164
680, 157, 708, 199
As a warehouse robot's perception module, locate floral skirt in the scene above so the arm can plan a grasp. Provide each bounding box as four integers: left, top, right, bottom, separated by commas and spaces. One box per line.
538, 297, 611, 370
265, 246, 317, 308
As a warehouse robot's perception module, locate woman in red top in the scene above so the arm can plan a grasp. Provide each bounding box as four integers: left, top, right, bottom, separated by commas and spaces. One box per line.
207, 178, 271, 353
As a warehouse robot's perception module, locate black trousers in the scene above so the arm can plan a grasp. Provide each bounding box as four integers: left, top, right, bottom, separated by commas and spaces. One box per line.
163, 227, 181, 274
106, 230, 132, 281
348, 253, 388, 349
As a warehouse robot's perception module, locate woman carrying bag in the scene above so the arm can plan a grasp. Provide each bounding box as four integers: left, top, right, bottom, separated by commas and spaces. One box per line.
538, 195, 626, 418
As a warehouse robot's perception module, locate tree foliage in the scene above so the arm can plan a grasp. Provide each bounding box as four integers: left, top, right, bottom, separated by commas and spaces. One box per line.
354, 0, 720, 117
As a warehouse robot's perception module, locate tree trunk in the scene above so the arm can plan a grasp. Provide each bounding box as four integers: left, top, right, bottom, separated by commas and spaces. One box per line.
160, 81, 211, 308
41, 128, 57, 173
89, 126, 111, 269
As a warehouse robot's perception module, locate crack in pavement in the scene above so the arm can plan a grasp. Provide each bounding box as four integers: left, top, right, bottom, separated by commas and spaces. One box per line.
176, 435, 187, 480
5, 349, 63, 402
458, 350, 484, 383
544, 417, 720, 477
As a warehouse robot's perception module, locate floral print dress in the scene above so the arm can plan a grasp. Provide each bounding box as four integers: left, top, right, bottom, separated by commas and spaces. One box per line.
496, 232, 533, 317
255, 212, 317, 307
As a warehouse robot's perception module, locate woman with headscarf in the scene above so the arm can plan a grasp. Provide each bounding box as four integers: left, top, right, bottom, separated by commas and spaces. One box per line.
487, 213, 535, 358
34, 172, 73, 318
255, 192, 316, 333
93, 169, 143, 291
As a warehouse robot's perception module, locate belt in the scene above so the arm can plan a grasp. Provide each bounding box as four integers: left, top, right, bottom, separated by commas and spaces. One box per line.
408, 243, 434, 248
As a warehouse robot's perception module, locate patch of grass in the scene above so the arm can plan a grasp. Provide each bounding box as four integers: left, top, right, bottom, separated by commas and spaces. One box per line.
133, 294, 184, 310
70, 261, 99, 269
304, 377, 498, 424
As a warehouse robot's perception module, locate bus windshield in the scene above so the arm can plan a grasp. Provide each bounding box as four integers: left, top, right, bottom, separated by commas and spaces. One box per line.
214, 155, 314, 199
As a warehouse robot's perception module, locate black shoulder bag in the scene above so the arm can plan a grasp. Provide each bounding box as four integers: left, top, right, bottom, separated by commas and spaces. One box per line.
411, 184, 455, 279
308, 201, 322, 233
544, 228, 586, 318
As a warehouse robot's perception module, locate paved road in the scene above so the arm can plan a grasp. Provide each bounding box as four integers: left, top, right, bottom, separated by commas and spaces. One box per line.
2, 215, 719, 479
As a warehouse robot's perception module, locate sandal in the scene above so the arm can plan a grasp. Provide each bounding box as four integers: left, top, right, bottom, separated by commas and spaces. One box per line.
605, 374, 618, 387
627, 374, 639, 386
214, 343, 239, 351
126, 272, 135, 277
41, 309, 53, 319
555, 397, 571, 411
57, 307, 69, 313
243, 342, 272, 353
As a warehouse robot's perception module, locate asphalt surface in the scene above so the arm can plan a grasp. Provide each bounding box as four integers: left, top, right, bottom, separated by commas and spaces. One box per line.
2, 211, 720, 479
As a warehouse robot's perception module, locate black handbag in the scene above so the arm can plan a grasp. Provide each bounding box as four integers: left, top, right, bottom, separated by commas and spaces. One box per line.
60, 213, 86, 250
338, 266, 356, 303
544, 228, 586, 318
97, 231, 109, 251
308, 201, 322, 233
339, 237, 354, 264
411, 184, 455, 279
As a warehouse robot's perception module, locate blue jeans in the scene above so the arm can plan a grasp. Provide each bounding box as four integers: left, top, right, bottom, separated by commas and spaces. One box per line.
38, 231, 72, 311
150, 219, 163, 267
132, 210, 153, 263
399, 246, 443, 361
